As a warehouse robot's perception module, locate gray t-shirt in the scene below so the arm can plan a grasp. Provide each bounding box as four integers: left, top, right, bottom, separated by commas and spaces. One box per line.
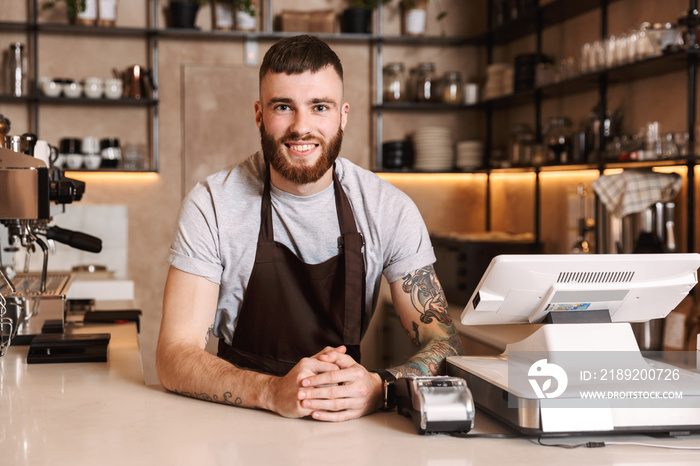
169, 151, 436, 345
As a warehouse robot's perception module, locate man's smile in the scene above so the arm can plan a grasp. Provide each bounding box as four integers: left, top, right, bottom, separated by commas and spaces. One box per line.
285, 142, 320, 156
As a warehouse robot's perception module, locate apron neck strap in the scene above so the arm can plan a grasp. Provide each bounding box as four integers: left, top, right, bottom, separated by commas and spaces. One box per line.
332, 165, 360, 236
259, 166, 274, 242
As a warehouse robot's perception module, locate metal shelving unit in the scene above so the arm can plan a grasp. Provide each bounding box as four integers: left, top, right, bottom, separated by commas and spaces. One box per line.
372, 0, 699, 254
7, 0, 697, 247
485, 0, 698, 252
0, 1, 160, 172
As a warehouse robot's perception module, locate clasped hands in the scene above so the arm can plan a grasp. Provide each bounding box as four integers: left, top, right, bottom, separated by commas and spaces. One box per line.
271, 345, 383, 422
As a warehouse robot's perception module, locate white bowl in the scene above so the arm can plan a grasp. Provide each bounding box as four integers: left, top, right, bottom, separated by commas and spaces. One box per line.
53, 153, 66, 168
65, 153, 84, 169
63, 82, 83, 98
83, 77, 104, 98
84, 154, 102, 169
41, 79, 62, 97
104, 78, 123, 99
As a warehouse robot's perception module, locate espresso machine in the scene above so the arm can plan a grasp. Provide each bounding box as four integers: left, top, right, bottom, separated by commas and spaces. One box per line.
0, 114, 103, 358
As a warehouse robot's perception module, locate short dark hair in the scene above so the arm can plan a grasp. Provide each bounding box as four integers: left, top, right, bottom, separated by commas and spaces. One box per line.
259, 35, 343, 84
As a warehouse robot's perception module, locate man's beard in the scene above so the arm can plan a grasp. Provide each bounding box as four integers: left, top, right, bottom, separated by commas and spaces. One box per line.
260, 124, 343, 185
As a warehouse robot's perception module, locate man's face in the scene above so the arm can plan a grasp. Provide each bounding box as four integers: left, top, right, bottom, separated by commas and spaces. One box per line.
255, 66, 349, 186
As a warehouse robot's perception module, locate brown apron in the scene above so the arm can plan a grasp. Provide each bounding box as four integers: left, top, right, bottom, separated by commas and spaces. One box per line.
218, 166, 367, 376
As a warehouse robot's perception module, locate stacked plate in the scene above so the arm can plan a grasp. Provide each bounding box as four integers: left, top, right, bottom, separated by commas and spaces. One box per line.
456, 140, 484, 170
412, 127, 454, 171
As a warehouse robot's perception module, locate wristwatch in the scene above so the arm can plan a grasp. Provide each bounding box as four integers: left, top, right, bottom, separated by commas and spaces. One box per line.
374, 369, 397, 410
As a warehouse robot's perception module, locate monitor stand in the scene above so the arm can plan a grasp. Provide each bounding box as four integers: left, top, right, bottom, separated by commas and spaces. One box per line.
447, 322, 700, 435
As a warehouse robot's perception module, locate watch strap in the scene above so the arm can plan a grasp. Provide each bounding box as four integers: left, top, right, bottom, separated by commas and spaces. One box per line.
374, 369, 397, 410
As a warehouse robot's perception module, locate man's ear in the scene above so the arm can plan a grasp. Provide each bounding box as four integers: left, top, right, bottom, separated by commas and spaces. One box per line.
254, 101, 263, 128
340, 102, 350, 130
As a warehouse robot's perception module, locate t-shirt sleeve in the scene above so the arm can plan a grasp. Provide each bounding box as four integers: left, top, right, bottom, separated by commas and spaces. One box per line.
168, 183, 223, 285
380, 188, 436, 284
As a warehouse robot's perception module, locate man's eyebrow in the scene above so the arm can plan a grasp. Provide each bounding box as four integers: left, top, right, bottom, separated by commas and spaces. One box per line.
267, 97, 292, 106
266, 97, 337, 107
309, 97, 337, 106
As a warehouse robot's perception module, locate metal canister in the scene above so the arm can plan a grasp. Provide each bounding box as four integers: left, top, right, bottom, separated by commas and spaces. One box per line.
5, 135, 23, 153
8, 42, 28, 97
5, 133, 38, 156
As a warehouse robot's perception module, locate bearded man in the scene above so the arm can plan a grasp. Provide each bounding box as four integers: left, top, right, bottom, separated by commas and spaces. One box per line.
157, 34, 464, 422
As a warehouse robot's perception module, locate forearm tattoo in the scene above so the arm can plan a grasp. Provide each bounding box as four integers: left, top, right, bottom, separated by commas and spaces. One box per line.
401, 265, 452, 327
172, 389, 243, 407
393, 265, 464, 378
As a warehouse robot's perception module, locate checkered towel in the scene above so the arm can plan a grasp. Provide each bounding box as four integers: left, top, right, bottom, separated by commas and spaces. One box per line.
592, 169, 682, 218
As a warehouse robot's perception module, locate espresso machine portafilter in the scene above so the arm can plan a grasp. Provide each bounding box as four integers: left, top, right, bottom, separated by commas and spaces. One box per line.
0, 115, 102, 351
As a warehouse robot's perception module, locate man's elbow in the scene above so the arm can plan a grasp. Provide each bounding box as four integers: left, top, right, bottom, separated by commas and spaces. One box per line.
155, 340, 179, 391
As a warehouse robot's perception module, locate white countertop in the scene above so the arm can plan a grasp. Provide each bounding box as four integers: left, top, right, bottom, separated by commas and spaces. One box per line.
2, 322, 700, 465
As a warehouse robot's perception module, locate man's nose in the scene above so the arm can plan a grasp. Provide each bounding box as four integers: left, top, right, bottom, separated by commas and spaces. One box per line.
289, 110, 312, 136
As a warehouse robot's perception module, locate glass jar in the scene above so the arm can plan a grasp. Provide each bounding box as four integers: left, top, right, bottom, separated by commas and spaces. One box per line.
383, 62, 406, 103
414, 62, 437, 102
509, 123, 534, 166
441, 71, 464, 104
543, 116, 574, 164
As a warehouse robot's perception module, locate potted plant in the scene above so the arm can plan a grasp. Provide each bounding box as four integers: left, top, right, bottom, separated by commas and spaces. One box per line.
234, 0, 256, 31
212, 0, 234, 29
97, 0, 119, 27
399, 0, 447, 36
212, 0, 256, 31
342, 0, 391, 34
168, 0, 206, 29
42, 0, 120, 27
41, 0, 91, 24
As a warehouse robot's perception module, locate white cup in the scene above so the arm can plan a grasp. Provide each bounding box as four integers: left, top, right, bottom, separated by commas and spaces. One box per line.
84, 77, 104, 98
82, 136, 100, 154
464, 83, 479, 105
53, 153, 66, 168
66, 153, 84, 169
63, 82, 82, 98
39, 76, 50, 92
104, 78, 123, 99
84, 154, 102, 169
41, 78, 61, 97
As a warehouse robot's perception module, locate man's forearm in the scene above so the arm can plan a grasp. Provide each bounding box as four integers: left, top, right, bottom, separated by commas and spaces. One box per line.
388, 264, 465, 378
389, 329, 464, 378
157, 342, 274, 410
